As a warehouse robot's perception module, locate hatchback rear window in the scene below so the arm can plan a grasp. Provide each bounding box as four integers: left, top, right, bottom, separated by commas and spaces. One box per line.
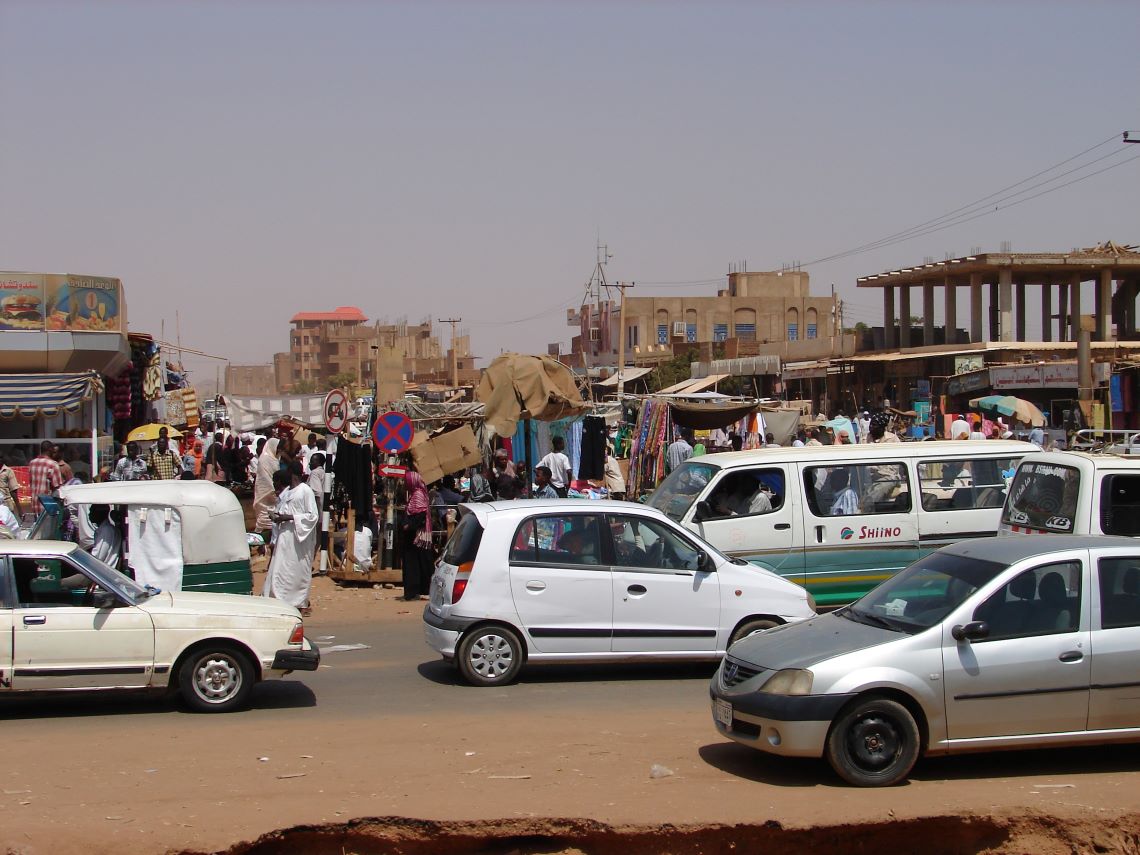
443, 513, 483, 565
1003, 462, 1080, 532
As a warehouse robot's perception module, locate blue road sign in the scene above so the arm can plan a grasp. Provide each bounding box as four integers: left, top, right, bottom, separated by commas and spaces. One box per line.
373, 410, 414, 453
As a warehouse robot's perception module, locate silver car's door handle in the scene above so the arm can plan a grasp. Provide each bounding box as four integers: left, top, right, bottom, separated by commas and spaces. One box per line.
525, 581, 546, 592
627, 584, 647, 595
774, 523, 791, 531
1059, 651, 1083, 663
22, 615, 46, 626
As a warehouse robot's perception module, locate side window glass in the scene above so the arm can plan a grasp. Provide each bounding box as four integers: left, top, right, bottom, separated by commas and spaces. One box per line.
705, 469, 784, 519
608, 515, 703, 571
0, 558, 10, 608
804, 463, 910, 517
972, 561, 1082, 640
510, 516, 603, 566
1098, 557, 1140, 629
1102, 476, 1140, 536
918, 457, 1016, 512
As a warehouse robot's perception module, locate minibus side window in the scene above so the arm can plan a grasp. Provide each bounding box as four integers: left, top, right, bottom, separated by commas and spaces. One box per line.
1101, 475, 1140, 536
804, 463, 910, 516
918, 456, 1018, 512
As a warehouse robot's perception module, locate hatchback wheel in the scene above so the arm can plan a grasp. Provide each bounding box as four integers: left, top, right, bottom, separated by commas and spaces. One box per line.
729, 618, 779, 646
825, 696, 920, 787
179, 646, 255, 713
457, 626, 523, 686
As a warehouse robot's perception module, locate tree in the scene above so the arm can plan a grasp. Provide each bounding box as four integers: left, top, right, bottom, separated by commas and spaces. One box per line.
291, 378, 318, 394
645, 349, 699, 393
327, 371, 358, 390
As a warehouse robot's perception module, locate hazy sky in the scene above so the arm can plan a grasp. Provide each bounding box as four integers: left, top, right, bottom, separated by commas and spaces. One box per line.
2, 1, 1138, 388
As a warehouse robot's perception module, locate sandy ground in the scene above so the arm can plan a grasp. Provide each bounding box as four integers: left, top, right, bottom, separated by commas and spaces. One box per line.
3, 561, 1140, 854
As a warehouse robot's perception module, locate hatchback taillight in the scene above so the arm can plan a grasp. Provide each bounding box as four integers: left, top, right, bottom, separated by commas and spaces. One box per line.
289, 622, 304, 644
451, 561, 474, 603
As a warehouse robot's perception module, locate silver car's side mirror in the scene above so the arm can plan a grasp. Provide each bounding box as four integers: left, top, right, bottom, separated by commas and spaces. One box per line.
951, 620, 989, 642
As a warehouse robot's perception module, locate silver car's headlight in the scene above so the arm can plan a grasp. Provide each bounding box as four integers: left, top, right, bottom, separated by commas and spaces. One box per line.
759, 668, 813, 695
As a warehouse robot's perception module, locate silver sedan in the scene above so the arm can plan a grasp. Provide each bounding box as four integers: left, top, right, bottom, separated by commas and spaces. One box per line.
710, 534, 1140, 786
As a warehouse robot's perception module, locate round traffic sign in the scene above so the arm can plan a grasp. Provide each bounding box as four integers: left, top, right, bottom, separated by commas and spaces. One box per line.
323, 388, 349, 433
372, 410, 414, 453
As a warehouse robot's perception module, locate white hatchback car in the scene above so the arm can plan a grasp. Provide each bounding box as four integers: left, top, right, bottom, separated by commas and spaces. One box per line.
423, 500, 816, 686
0, 540, 319, 712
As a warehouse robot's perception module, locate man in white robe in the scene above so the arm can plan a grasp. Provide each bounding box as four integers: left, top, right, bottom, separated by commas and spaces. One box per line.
263, 461, 319, 612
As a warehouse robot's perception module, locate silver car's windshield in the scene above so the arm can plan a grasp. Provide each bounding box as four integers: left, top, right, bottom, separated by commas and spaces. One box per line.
648, 462, 718, 521
843, 551, 1008, 634
66, 549, 153, 604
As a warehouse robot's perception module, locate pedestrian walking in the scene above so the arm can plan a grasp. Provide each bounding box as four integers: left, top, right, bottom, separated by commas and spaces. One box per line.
532, 465, 558, 499
538, 436, 573, 498
263, 460, 319, 614
0, 453, 23, 518
28, 440, 62, 515
400, 464, 434, 601
147, 429, 182, 480
666, 430, 693, 472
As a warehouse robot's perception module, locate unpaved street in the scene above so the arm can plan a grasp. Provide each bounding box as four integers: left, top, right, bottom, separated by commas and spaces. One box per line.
3, 579, 1140, 854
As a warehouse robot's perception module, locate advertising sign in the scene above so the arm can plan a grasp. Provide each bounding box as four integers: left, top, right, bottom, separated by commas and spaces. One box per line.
0, 273, 46, 331
46, 274, 122, 332
954, 355, 985, 375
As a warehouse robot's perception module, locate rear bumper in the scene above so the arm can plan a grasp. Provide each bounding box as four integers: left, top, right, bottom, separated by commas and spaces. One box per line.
271, 641, 321, 672
423, 606, 475, 658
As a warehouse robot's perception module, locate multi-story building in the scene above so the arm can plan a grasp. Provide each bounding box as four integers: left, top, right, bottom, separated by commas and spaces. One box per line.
274, 307, 477, 392
567, 270, 848, 369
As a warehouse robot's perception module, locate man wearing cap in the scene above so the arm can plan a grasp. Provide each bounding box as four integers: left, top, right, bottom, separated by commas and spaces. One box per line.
857, 411, 871, 444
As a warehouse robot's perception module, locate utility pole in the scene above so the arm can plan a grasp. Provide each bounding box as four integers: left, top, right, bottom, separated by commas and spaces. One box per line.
438, 317, 462, 389
615, 281, 634, 399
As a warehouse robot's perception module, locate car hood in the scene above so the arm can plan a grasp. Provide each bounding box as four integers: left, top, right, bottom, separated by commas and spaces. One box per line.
141, 591, 301, 620
728, 611, 898, 670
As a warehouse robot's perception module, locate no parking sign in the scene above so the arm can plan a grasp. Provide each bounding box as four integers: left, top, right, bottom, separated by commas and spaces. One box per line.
372, 410, 414, 453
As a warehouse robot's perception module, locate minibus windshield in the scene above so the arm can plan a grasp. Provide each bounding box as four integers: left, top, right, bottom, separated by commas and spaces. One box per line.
648, 462, 718, 521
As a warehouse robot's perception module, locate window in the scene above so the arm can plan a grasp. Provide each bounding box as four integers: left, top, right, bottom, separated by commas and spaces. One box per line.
702, 469, 785, 519
973, 561, 1081, 640
1102, 475, 1140, 536
607, 515, 703, 572
917, 457, 1018, 512
510, 515, 604, 566
806, 324, 817, 339
806, 308, 819, 340
1098, 557, 1140, 629
713, 323, 728, 342
787, 324, 799, 341
803, 462, 911, 517
1002, 462, 1080, 532
734, 323, 756, 342
686, 324, 697, 343
647, 461, 718, 522
657, 324, 668, 345
627, 325, 639, 349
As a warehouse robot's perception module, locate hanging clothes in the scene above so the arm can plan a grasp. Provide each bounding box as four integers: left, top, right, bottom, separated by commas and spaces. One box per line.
332, 438, 374, 520
578, 415, 607, 480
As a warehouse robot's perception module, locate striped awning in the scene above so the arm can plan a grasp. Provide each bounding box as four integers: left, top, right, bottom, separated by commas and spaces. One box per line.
0, 371, 103, 420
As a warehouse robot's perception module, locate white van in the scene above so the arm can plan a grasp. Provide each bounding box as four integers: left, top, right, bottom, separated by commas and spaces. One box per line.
1000, 451, 1140, 538
648, 440, 1035, 607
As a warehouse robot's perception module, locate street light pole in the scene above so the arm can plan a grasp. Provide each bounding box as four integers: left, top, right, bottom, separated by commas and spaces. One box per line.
615, 281, 634, 398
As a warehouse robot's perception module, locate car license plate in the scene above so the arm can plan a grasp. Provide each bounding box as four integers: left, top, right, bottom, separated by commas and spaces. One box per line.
714, 698, 733, 729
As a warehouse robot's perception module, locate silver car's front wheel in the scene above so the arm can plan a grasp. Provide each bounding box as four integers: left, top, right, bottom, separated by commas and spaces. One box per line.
179, 647, 255, 712
457, 626, 524, 686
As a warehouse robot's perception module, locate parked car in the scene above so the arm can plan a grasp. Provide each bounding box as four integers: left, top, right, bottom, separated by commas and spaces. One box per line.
649, 440, 1034, 607
710, 534, 1140, 786
423, 500, 816, 686
1000, 450, 1140, 537
0, 540, 319, 712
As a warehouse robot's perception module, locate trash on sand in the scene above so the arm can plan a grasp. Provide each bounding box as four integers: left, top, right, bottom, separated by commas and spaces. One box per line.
488, 775, 531, 780
649, 764, 674, 779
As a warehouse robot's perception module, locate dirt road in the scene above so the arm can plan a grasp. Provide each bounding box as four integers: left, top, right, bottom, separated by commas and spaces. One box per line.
3, 576, 1139, 854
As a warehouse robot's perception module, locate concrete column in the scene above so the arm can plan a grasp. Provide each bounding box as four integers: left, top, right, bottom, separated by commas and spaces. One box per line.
883, 287, 896, 349
1015, 279, 1026, 341
1070, 275, 1081, 341
899, 285, 912, 348
1041, 282, 1052, 342
922, 282, 935, 346
970, 274, 983, 342
1096, 268, 1113, 341
989, 281, 1000, 340
996, 270, 1013, 342
944, 277, 957, 345
1057, 281, 1069, 341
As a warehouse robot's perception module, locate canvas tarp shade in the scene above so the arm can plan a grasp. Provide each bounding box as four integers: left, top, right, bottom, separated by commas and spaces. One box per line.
0, 371, 102, 419
668, 400, 759, 431
225, 394, 327, 432
476, 353, 588, 436
596, 366, 654, 387
759, 408, 802, 445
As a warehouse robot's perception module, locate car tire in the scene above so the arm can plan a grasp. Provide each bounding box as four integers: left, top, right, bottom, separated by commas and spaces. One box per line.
825, 695, 920, 787
179, 646, 256, 713
457, 625, 524, 687
729, 618, 779, 646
